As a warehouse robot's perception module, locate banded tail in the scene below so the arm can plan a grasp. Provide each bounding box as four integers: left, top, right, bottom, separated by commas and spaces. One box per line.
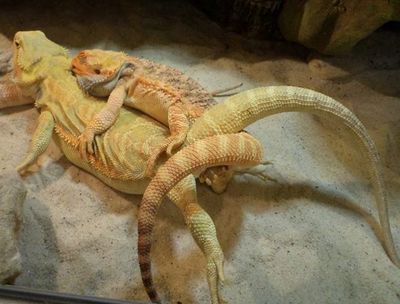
138, 133, 263, 302
188, 86, 400, 267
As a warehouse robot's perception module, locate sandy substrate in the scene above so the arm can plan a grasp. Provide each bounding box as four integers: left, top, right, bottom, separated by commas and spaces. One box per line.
0, 1, 400, 303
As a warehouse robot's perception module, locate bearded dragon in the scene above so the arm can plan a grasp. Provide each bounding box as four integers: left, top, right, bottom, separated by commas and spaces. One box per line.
2, 31, 399, 304
2, 30, 247, 304
71, 50, 242, 176
137, 86, 400, 302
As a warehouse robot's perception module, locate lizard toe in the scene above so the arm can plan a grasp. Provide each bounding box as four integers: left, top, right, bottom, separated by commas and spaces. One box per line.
206, 251, 225, 304
16, 155, 35, 175
77, 137, 88, 161
87, 139, 94, 155
166, 136, 185, 156
145, 157, 157, 177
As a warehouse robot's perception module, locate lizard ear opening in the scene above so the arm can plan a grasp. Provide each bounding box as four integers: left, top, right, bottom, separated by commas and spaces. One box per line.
15, 31, 69, 70
76, 51, 88, 64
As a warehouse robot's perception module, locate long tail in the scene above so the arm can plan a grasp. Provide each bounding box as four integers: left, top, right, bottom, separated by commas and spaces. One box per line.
187, 86, 400, 267
138, 133, 263, 303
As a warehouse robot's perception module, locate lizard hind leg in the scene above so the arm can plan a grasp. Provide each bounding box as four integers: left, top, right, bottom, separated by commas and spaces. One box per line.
168, 175, 225, 304
234, 160, 277, 183
145, 105, 190, 177
138, 133, 262, 303
199, 166, 235, 194
199, 161, 275, 194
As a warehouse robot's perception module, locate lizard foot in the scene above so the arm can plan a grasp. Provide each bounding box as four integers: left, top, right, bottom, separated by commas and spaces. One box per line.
77, 129, 96, 161
206, 250, 225, 304
145, 148, 164, 177
186, 205, 226, 303
236, 160, 277, 183
145, 135, 185, 176
166, 134, 186, 156
199, 166, 235, 194
16, 156, 35, 176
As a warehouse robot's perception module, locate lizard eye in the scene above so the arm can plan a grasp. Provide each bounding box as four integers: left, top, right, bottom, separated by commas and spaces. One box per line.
15, 41, 20, 48
94, 69, 101, 74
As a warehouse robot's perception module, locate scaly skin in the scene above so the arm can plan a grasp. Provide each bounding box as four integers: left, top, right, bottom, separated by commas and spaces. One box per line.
3, 31, 242, 304
3, 31, 398, 304
71, 50, 219, 175
71, 49, 246, 188
138, 132, 263, 303
138, 86, 400, 302
186, 85, 400, 267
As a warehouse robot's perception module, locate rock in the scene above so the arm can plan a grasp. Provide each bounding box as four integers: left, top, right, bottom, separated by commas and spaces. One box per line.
0, 173, 27, 284
278, 0, 400, 55
0, 33, 12, 75
193, 0, 284, 38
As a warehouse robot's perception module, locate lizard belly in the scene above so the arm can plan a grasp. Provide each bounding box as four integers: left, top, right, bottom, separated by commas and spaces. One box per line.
50, 95, 169, 194
55, 134, 151, 194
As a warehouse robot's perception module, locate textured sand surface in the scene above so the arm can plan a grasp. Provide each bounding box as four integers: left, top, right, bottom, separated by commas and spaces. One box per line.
0, 1, 399, 303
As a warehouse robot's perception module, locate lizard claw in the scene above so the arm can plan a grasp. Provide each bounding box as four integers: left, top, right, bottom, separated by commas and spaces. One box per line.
166, 135, 185, 156
206, 250, 225, 304
236, 160, 277, 183
145, 152, 160, 177
16, 155, 35, 176
16, 154, 36, 176
77, 129, 95, 161
146, 135, 184, 176
199, 166, 235, 194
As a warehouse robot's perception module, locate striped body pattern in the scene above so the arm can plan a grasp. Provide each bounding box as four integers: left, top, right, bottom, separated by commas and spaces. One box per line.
138, 133, 263, 302
3, 31, 398, 304
138, 86, 399, 303
71, 49, 217, 174
187, 86, 398, 267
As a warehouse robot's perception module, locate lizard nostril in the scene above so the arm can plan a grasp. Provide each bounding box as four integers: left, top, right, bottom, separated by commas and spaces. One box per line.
94, 69, 101, 74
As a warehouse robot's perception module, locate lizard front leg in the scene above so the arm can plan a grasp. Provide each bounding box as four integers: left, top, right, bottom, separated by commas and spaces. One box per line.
145, 104, 189, 176
0, 82, 34, 109
167, 175, 225, 304
78, 82, 127, 159
16, 110, 54, 174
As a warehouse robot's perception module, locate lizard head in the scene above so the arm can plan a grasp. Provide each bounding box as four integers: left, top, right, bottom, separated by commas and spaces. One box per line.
199, 166, 235, 193
13, 31, 68, 79
71, 49, 134, 96
12, 31, 68, 87
71, 49, 129, 77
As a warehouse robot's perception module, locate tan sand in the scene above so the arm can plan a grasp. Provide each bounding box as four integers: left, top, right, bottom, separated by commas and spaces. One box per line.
0, 1, 399, 303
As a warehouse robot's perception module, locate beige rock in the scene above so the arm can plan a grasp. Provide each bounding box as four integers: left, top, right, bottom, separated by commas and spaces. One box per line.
0, 173, 26, 284
279, 0, 400, 54
0, 34, 12, 75
0, 1, 400, 303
